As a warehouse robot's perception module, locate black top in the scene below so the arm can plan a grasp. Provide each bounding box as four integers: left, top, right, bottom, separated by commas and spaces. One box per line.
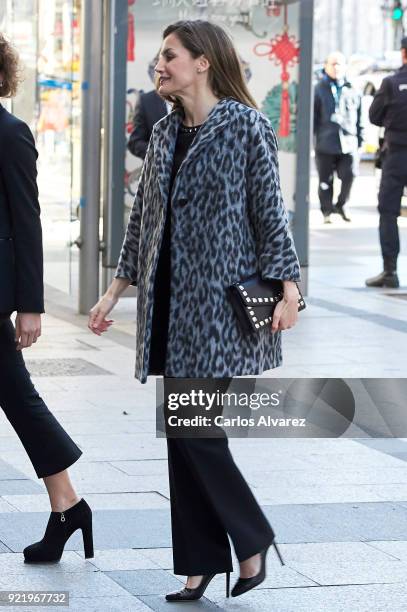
0, 103, 44, 316
369, 64, 407, 148
148, 123, 202, 374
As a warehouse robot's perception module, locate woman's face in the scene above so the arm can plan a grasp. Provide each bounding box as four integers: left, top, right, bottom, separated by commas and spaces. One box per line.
155, 33, 205, 96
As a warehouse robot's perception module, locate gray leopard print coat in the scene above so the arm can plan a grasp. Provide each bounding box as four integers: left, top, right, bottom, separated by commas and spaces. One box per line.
115, 97, 301, 384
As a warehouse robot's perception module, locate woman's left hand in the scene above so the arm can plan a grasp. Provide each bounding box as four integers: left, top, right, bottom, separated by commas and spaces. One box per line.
271, 283, 300, 333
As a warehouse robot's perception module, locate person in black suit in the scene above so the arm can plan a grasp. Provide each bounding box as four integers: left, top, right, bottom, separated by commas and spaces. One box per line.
0, 32, 93, 563
127, 89, 168, 160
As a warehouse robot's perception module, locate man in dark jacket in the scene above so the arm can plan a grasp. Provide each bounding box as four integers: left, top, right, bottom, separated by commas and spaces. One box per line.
127, 90, 168, 161
314, 51, 363, 223
365, 37, 407, 288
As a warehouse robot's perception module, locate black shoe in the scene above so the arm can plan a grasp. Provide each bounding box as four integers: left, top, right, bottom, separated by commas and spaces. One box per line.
365, 270, 399, 288
166, 571, 230, 601
231, 540, 285, 598
23, 498, 94, 563
332, 204, 351, 222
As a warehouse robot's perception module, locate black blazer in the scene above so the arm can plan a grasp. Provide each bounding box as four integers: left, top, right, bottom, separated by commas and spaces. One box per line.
0, 103, 44, 315
127, 90, 167, 160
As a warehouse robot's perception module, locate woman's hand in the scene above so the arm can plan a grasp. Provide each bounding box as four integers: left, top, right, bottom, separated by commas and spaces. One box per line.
87, 277, 132, 336
88, 295, 116, 336
271, 281, 300, 333
15, 313, 41, 350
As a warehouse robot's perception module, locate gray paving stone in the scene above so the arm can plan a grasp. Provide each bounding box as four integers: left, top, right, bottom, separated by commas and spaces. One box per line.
0, 498, 18, 512
25, 358, 113, 376
0, 459, 29, 480
290, 559, 407, 586
0, 572, 128, 598
209, 583, 407, 612
138, 548, 173, 569
138, 594, 220, 610
67, 596, 151, 611
275, 541, 401, 564
84, 548, 161, 571
254, 483, 387, 505
0, 551, 95, 574
0, 510, 172, 552
262, 501, 407, 543
366, 540, 407, 561
0, 480, 43, 495
110, 460, 168, 476
106, 568, 184, 596
244, 465, 407, 487
2, 492, 169, 512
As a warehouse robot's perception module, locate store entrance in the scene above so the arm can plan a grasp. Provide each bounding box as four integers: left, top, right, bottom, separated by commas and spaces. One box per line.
1, 0, 81, 297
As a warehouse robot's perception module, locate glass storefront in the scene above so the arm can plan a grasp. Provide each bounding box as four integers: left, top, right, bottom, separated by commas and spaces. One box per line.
2, 0, 305, 303
1, 0, 81, 296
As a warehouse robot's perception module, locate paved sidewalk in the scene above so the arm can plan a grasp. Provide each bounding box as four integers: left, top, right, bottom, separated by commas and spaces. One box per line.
0, 163, 406, 611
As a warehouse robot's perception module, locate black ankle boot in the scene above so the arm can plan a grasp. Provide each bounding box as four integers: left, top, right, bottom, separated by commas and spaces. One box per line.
365, 270, 399, 288
23, 498, 94, 563
166, 571, 230, 601
332, 204, 351, 222
231, 539, 285, 598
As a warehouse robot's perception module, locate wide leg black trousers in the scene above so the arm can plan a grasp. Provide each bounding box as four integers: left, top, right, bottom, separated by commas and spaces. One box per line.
163, 376, 275, 576
0, 317, 82, 478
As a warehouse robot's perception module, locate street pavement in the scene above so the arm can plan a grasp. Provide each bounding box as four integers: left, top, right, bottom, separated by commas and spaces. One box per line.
0, 161, 406, 611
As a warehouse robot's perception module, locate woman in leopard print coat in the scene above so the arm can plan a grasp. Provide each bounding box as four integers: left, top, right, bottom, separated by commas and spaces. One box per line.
89, 19, 302, 601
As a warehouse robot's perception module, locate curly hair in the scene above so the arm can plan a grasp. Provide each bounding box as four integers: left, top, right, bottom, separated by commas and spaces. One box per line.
0, 33, 22, 98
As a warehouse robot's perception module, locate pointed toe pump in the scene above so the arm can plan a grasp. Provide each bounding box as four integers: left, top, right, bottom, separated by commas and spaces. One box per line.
23, 498, 94, 563
231, 540, 284, 598
165, 571, 230, 601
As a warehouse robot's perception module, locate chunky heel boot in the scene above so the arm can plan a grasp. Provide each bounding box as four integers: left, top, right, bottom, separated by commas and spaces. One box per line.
23, 498, 94, 563
231, 539, 285, 598
166, 571, 231, 601
365, 270, 399, 288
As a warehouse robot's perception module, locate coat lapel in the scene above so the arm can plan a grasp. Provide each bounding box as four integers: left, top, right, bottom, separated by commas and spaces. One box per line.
152, 97, 231, 205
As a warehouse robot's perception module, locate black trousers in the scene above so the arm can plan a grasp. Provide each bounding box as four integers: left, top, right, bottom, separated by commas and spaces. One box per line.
378, 148, 407, 266
163, 376, 275, 575
0, 317, 83, 478
315, 151, 355, 214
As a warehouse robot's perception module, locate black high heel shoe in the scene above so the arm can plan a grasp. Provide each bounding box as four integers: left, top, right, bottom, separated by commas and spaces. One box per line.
231, 540, 284, 598
166, 571, 230, 601
23, 498, 94, 563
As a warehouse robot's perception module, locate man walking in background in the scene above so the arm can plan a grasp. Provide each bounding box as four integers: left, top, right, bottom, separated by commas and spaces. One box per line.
365, 37, 407, 289
128, 89, 169, 161
314, 51, 363, 224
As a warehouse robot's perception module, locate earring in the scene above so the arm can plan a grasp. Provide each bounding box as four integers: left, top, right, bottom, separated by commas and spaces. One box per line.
197, 68, 201, 74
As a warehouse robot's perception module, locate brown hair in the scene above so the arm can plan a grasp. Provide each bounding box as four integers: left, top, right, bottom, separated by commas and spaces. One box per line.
0, 33, 22, 98
156, 20, 258, 111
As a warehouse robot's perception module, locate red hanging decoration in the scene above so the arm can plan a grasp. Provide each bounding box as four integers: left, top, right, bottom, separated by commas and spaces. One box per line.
128, 0, 136, 61
254, 5, 299, 137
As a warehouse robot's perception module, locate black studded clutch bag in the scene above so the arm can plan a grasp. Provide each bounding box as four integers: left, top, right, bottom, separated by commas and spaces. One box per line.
227, 272, 306, 334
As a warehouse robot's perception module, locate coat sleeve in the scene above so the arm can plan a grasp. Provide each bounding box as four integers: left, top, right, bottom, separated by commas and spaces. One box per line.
369, 77, 392, 127
115, 135, 153, 286
1, 121, 44, 313
246, 116, 301, 282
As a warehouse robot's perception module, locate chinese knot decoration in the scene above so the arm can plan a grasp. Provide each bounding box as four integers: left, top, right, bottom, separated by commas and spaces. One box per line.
254, 6, 300, 137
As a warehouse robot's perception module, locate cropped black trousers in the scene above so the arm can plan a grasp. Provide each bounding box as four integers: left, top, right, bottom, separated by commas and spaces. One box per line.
0, 317, 82, 478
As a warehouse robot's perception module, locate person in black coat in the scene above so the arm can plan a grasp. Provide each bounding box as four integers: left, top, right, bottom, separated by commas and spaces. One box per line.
0, 32, 93, 563
365, 37, 407, 288
127, 89, 168, 160
314, 51, 363, 223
